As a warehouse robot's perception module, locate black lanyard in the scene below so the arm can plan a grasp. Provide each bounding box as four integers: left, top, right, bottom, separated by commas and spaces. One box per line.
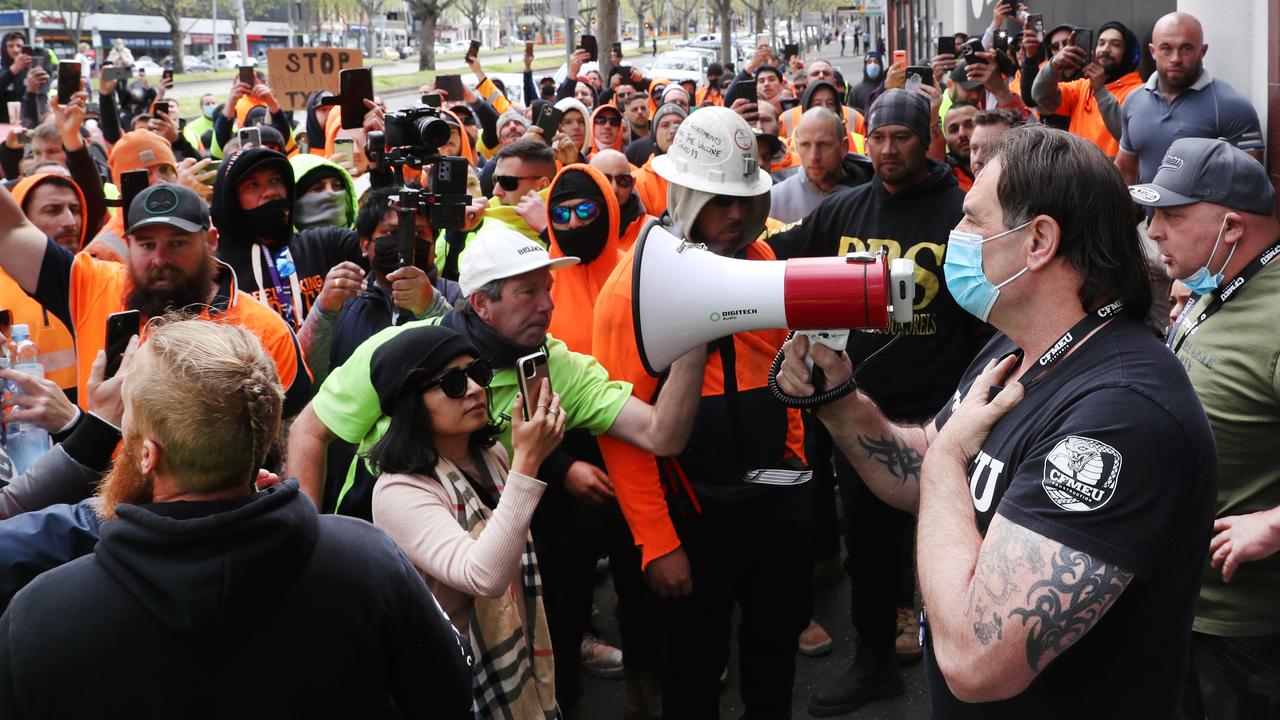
1167, 241, 1280, 354
1016, 299, 1126, 386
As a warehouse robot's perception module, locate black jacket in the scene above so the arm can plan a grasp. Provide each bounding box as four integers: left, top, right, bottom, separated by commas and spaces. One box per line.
0, 480, 473, 718
768, 160, 993, 420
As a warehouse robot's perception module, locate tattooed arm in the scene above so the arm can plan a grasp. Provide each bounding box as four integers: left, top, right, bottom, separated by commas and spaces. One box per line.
918, 355, 1133, 702
774, 334, 936, 514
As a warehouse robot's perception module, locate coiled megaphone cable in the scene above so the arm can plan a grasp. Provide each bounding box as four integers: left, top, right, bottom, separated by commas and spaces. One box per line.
768, 331, 903, 409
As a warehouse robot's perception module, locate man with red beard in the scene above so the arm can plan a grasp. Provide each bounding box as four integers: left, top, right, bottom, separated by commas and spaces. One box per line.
0, 182, 311, 414
0, 319, 473, 717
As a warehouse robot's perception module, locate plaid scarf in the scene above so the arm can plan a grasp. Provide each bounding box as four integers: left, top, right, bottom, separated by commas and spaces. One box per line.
436, 449, 557, 719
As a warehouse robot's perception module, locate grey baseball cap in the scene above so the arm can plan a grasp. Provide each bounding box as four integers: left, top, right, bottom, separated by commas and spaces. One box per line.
126, 183, 211, 234
1128, 137, 1275, 215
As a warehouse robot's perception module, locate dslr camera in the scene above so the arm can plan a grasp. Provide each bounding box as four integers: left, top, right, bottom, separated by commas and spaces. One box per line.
367, 103, 472, 233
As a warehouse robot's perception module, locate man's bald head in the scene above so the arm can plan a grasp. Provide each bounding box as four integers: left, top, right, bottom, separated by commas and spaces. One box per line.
807, 60, 836, 83
1150, 11, 1208, 92
755, 100, 781, 136
797, 106, 845, 144
589, 148, 634, 208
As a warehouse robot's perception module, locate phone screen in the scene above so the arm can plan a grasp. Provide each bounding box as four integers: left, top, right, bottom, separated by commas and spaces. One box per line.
104, 310, 141, 379
120, 169, 149, 216
466, 40, 481, 60
57, 62, 80, 105
937, 36, 956, 56
339, 67, 373, 129
579, 34, 598, 62
332, 138, 354, 165
238, 65, 255, 85
892, 49, 907, 65
905, 66, 933, 88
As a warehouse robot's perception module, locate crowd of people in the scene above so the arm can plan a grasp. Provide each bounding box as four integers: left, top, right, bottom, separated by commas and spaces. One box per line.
0, 6, 1274, 719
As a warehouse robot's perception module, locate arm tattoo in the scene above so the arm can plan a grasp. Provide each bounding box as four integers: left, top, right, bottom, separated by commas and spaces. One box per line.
1008, 546, 1134, 671
968, 523, 1044, 645
856, 434, 923, 485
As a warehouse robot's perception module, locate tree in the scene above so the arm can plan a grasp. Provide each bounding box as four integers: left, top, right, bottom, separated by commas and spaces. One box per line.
457, 0, 486, 41
577, 3, 597, 34
735, 0, 763, 36
355, 0, 387, 55
669, 0, 696, 40
712, 0, 733, 65
597, 0, 617, 78
411, 0, 459, 70
44, 0, 100, 54
133, 0, 197, 72
624, 0, 650, 47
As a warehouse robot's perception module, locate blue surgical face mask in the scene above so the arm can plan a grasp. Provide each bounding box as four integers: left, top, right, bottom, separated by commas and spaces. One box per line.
202, 104, 216, 119
865, 64, 882, 79
944, 220, 1033, 322
1179, 214, 1236, 296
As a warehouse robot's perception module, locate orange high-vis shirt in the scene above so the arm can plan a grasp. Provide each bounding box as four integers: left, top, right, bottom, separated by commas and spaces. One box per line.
1053, 71, 1143, 158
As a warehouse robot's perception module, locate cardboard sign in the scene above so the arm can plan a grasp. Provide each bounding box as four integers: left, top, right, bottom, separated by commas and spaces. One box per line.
267, 48, 364, 111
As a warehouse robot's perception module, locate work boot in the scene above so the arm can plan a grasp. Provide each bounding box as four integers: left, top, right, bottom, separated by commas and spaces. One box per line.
798, 619, 834, 657
807, 645, 904, 717
895, 606, 923, 664
581, 633, 625, 679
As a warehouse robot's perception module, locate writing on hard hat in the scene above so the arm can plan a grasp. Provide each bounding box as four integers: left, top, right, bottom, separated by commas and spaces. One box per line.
651, 106, 772, 197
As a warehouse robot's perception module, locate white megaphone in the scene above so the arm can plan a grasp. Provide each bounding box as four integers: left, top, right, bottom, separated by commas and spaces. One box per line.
633, 221, 916, 376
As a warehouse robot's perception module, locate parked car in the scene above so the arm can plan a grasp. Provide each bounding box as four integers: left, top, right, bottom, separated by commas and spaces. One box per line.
180, 56, 212, 72
132, 57, 164, 78
399, 45, 415, 59
648, 50, 709, 84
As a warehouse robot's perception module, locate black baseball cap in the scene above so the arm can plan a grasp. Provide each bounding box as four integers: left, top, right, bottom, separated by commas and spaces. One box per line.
126, 183, 211, 234
1129, 137, 1276, 216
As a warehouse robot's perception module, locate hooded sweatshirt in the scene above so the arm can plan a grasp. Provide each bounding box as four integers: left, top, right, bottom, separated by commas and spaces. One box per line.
779, 80, 867, 140
290, 153, 358, 231
0, 174, 87, 390
0, 33, 30, 106
587, 105, 626, 157
212, 147, 365, 330
767, 159, 993, 420
850, 52, 884, 114
1034, 20, 1142, 157
544, 165, 621, 355
553, 97, 591, 158
0, 480, 474, 717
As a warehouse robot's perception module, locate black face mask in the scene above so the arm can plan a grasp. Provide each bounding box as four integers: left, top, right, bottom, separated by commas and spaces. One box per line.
372, 234, 432, 278
554, 219, 609, 264
245, 198, 293, 244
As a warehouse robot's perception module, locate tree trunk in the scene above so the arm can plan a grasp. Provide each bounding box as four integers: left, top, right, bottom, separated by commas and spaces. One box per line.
598, 0, 617, 78
366, 10, 375, 56
164, 10, 185, 73
717, 0, 731, 66
419, 7, 438, 69
636, 9, 645, 47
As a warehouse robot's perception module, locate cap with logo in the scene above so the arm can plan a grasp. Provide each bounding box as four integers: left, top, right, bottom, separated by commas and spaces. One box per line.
1128, 137, 1276, 216
458, 227, 580, 297
126, 183, 212, 235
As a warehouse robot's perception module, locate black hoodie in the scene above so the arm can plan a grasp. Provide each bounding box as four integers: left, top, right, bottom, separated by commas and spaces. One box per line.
767, 159, 993, 419
0, 480, 474, 718
0, 32, 29, 106
212, 147, 365, 328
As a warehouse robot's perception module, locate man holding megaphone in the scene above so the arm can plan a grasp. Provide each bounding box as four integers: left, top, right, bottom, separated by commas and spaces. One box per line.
591, 106, 814, 717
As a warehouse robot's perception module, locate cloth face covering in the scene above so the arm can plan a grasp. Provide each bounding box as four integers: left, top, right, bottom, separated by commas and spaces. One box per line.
944, 220, 1032, 322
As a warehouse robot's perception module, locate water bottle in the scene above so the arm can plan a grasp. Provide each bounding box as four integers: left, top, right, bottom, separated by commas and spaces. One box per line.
3, 324, 51, 474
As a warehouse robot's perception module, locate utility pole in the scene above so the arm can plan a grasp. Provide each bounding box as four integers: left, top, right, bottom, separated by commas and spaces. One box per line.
211, 0, 218, 69
235, 0, 248, 58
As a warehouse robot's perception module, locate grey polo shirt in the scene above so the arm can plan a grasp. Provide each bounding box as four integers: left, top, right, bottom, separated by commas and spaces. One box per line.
1118, 69, 1265, 185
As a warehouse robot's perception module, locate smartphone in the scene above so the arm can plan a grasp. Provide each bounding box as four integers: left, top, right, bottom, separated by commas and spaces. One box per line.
332, 137, 354, 166
783, 43, 799, 60
960, 37, 986, 64
998, 0, 1015, 10
237, 65, 255, 85
755, 33, 769, 48
992, 29, 1012, 54
1072, 27, 1093, 51
57, 62, 80, 105
535, 104, 563, 144
525, 41, 534, 55
339, 67, 374, 129
737, 77, 758, 104
104, 310, 140, 379
612, 65, 633, 81
892, 49, 907, 66
466, 39, 481, 61
120, 169, 149, 217
579, 34, 598, 62
103, 64, 132, 82
516, 351, 550, 421
422, 93, 442, 108
937, 36, 956, 56
162, 68, 173, 84
435, 73, 464, 101
1026, 13, 1044, 39
905, 66, 933, 88
238, 126, 261, 148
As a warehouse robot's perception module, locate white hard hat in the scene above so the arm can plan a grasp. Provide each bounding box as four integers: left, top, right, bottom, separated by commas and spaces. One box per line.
651, 106, 772, 197
459, 227, 579, 297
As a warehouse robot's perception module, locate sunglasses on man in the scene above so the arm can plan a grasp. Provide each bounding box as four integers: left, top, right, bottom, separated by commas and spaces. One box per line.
600, 172, 634, 189
594, 114, 623, 127
418, 358, 494, 399
494, 175, 544, 192
550, 200, 601, 226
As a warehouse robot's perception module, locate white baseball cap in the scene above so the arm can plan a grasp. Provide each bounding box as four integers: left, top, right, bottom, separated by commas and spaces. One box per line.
459, 227, 579, 297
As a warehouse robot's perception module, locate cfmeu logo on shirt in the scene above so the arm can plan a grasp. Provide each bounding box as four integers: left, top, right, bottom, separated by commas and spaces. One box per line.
1042, 436, 1122, 512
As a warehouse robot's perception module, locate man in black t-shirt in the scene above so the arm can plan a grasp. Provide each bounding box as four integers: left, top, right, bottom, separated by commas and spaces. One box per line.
776, 126, 1217, 717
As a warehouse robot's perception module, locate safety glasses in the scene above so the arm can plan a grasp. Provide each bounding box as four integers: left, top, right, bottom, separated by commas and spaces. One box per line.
420, 358, 493, 399
495, 175, 543, 192
601, 172, 635, 189
550, 200, 601, 226
594, 114, 623, 127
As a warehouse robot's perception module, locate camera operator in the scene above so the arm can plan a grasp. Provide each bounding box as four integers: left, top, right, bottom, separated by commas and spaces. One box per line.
776, 125, 1214, 717
1031, 22, 1142, 158
1017, 22, 1074, 130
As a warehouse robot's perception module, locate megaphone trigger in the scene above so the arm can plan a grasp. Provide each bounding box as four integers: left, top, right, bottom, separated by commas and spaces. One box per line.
796, 329, 850, 371
889, 258, 916, 326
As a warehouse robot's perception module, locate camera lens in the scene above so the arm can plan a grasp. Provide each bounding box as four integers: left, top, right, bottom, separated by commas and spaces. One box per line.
416, 117, 451, 148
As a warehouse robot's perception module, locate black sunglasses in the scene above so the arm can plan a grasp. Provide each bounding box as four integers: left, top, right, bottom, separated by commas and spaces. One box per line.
495, 174, 543, 191
601, 172, 634, 189
594, 115, 623, 127
420, 358, 493, 399
709, 194, 753, 207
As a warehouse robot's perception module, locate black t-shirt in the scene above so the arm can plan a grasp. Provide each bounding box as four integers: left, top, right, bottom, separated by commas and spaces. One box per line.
926, 316, 1217, 718
217, 227, 364, 328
